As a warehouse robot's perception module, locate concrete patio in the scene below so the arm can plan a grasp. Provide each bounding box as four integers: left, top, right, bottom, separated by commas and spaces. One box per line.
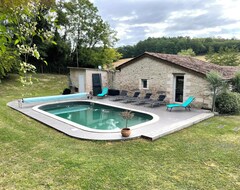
7, 97, 214, 141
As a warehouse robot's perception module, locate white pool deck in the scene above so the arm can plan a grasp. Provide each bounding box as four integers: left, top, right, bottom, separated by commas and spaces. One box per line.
7, 97, 214, 141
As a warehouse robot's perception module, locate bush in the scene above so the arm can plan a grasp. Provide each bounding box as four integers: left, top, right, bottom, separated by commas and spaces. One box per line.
232, 71, 240, 93
216, 91, 240, 114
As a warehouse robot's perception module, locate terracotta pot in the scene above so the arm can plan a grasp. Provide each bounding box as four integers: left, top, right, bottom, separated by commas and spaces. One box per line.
121, 128, 131, 137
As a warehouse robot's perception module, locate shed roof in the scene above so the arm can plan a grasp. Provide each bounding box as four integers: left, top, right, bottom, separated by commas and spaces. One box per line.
116, 52, 240, 79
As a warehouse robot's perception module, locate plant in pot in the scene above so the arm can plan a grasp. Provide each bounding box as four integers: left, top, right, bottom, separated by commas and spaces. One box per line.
120, 110, 134, 137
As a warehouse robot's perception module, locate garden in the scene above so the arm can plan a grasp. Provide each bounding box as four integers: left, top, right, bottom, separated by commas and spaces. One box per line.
0, 74, 239, 189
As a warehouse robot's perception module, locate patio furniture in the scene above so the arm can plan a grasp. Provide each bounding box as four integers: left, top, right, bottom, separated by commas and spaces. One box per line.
97, 87, 108, 98
108, 89, 120, 96
121, 91, 140, 103
132, 93, 152, 105
145, 94, 166, 107
166, 96, 195, 112
110, 90, 128, 101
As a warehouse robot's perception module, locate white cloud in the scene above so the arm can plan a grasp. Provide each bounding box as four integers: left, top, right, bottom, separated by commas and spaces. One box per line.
112, 15, 138, 22
93, 0, 240, 46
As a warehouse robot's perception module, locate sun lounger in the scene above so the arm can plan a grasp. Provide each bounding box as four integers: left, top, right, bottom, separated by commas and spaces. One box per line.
132, 93, 152, 105
97, 87, 108, 98
145, 94, 166, 107
166, 96, 195, 112
110, 90, 128, 101
121, 91, 140, 103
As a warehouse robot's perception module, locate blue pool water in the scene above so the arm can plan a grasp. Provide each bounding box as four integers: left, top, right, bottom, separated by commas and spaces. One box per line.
39, 101, 153, 131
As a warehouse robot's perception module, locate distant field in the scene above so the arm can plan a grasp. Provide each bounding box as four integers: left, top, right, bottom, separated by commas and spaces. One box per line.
195, 55, 207, 61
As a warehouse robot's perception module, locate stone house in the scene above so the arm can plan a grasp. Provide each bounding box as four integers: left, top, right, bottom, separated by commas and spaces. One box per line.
69, 52, 239, 109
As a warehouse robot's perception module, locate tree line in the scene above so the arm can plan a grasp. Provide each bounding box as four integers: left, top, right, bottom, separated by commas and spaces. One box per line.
0, 0, 120, 83
1, 0, 240, 83
117, 37, 240, 58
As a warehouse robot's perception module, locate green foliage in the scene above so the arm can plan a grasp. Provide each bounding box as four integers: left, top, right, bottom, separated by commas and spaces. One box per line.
70, 47, 121, 68
59, 0, 118, 67
206, 47, 240, 66
206, 71, 225, 112
101, 48, 122, 69
0, 50, 19, 79
216, 91, 240, 114
0, 0, 56, 84
117, 36, 240, 58
117, 45, 135, 58
232, 71, 240, 93
177, 48, 196, 56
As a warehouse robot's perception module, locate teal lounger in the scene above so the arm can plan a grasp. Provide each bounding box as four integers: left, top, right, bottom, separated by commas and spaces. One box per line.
97, 87, 108, 98
166, 96, 195, 112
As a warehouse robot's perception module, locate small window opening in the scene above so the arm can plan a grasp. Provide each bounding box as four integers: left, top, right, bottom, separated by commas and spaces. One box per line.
141, 79, 148, 89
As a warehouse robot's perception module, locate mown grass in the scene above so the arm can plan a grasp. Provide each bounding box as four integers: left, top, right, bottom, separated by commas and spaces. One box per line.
0, 74, 240, 190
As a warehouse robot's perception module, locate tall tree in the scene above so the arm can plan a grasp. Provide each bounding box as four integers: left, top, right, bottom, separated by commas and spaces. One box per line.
60, 0, 118, 67
206, 71, 225, 112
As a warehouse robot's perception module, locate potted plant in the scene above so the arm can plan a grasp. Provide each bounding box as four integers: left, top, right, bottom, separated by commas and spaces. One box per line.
120, 110, 134, 137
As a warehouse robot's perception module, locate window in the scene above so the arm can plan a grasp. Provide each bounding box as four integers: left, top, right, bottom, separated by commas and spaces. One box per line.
141, 79, 148, 89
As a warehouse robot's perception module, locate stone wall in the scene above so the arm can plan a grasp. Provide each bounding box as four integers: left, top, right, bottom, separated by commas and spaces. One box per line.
69, 69, 85, 90
69, 68, 108, 93
112, 57, 212, 108
85, 70, 108, 93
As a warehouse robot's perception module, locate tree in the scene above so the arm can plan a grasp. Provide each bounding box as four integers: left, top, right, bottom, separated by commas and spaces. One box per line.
177, 48, 196, 56
117, 37, 240, 59
206, 47, 240, 66
117, 45, 136, 58
206, 71, 225, 112
0, 0, 56, 84
61, 0, 118, 67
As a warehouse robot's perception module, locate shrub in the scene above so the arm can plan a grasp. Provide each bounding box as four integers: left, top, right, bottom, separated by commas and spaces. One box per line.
232, 71, 240, 93
216, 91, 240, 114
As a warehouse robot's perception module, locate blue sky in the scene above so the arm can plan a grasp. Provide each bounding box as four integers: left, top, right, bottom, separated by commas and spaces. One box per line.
91, 0, 240, 47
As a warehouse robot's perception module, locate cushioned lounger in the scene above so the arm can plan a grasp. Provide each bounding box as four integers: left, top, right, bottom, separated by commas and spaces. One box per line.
110, 90, 128, 101
97, 87, 108, 98
145, 94, 166, 107
132, 93, 152, 105
121, 91, 140, 103
166, 96, 195, 112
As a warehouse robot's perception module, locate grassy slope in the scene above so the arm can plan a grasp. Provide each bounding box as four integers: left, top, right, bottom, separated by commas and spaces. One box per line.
0, 74, 240, 190
194, 55, 207, 61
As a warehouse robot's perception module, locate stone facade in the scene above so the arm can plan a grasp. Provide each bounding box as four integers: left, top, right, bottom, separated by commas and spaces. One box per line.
69, 68, 108, 93
69, 56, 213, 108
112, 57, 212, 108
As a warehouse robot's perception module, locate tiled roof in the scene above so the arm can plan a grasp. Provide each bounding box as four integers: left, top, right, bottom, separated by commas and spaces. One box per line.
116, 52, 240, 79
103, 58, 133, 69
113, 58, 133, 68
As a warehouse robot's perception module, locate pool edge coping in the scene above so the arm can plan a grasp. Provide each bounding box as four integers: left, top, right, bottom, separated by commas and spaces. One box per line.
7, 99, 214, 141
32, 99, 160, 133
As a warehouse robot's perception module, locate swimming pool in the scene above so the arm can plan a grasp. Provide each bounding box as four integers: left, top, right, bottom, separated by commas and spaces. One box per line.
34, 101, 158, 133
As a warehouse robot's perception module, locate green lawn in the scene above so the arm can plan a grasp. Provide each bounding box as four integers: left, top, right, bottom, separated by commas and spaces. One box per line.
1, 74, 240, 190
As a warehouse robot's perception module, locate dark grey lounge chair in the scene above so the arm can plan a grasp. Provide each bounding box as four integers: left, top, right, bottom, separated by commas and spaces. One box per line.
110, 90, 128, 101
121, 91, 140, 103
145, 94, 166, 107
132, 93, 152, 105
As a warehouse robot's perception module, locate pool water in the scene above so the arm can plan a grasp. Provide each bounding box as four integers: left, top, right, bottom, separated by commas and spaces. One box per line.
39, 101, 153, 131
